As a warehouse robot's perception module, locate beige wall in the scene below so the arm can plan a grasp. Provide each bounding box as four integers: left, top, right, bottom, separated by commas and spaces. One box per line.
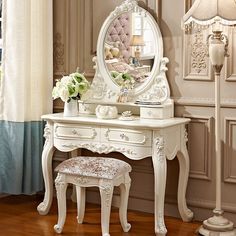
53, 0, 236, 224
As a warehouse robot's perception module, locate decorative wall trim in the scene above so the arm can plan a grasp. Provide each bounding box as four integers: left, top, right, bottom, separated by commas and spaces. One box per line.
183, 26, 213, 81
184, 115, 213, 180
78, 0, 85, 72
173, 97, 236, 108
224, 118, 236, 183
225, 28, 236, 82
86, 188, 236, 216
183, 0, 213, 81
190, 30, 208, 74
53, 32, 65, 75
174, 97, 215, 107
67, 0, 79, 73
80, 0, 95, 75
166, 195, 236, 215
65, 1, 70, 73
187, 198, 236, 214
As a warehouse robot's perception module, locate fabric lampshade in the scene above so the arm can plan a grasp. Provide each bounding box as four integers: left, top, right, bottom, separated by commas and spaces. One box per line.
183, 0, 236, 27
130, 35, 145, 46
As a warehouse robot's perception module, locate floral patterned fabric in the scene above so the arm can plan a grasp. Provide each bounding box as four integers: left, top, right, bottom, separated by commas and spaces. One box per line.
55, 156, 132, 180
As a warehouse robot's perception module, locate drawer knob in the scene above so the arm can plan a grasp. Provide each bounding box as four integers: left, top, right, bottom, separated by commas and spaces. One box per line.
120, 133, 128, 140
72, 129, 78, 135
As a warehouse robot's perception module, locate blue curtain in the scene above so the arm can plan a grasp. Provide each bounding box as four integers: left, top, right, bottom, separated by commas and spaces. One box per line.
0, 121, 44, 194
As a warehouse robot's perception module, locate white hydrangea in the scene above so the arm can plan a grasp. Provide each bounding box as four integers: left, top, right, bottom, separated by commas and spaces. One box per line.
52, 73, 90, 103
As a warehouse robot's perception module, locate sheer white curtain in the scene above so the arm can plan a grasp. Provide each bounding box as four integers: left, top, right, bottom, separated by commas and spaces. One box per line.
0, 0, 53, 194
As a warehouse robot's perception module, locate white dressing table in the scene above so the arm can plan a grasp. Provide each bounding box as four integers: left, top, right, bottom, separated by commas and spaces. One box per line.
37, 113, 193, 235
38, 1, 194, 235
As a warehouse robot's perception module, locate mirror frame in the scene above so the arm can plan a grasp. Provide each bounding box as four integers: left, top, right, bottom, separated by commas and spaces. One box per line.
96, 0, 164, 96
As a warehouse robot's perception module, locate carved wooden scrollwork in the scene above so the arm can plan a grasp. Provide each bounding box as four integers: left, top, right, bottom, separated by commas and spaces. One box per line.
99, 180, 113, 207
155, 136, 165, 163
53, 32, 65, 73
61, 143, 137, 156
191, 30, 208, 74
43, 123, 51, 148
157, 211, 167, 234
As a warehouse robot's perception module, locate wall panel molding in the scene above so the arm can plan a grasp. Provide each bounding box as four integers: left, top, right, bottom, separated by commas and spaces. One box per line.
183, 27, 213, 81
184, 115, 213, 180
53, 32, 65, 75
174, 97, 236, 108
53, 0, 67, 75
224, 118, 236, 183
225, 28, 236, 82
67, 0, 79, 72
183, 0, 214, 81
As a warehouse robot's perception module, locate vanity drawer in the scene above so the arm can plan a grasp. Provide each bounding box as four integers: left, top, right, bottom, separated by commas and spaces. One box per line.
54, 123, 99, 141
101, 127, 152, 146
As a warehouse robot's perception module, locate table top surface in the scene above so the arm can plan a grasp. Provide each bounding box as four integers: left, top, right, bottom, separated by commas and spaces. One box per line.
42, 113, 190, 129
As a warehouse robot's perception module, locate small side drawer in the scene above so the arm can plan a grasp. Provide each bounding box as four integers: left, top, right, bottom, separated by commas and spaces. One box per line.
101, 127, 152, 146
54, 123, 99, 141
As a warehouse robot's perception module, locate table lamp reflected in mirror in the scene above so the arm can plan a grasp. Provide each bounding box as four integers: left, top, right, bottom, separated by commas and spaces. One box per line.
130, 35, 145, 66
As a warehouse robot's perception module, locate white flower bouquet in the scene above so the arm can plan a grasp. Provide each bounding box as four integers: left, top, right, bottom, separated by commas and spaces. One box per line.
52, 72, 90, 103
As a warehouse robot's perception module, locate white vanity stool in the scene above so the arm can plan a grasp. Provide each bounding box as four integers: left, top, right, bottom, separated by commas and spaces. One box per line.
53, 156, 132, 236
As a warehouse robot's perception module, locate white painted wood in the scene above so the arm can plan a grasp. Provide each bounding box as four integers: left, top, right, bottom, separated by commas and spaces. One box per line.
52, 0, 236, 224
54, 174, 68, 234
101, 127, 152, 146
37, 121, 56, 215
38, 113, 193, 235
99, 180, 114, 236
119, 173, 132, 232
140, 102, 174, 119
53, 158, 131, 236
70, 149, 78, 202
152, 136, 168, 235
76, 186, 86, 223
86, 0, 173, 114
176, 125, 194, 222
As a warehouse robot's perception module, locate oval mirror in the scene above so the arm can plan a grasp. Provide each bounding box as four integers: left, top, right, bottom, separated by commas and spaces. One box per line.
97, 0, 163, 96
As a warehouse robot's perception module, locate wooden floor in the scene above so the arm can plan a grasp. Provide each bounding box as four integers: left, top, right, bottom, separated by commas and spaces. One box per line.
0, 195, 200, 236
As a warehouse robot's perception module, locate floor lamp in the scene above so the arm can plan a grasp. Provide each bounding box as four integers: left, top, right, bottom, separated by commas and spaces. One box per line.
183, 0, 236, 235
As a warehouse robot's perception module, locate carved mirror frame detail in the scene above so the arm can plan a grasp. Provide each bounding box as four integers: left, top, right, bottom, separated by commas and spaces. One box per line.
88, 0, 171, 105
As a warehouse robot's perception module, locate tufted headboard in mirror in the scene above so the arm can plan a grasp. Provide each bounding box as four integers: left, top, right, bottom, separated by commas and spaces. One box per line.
106, 13, 132, 62
80, 0, 173, 119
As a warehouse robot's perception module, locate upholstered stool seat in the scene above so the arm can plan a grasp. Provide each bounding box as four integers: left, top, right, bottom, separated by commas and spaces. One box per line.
54, 156, 132, 236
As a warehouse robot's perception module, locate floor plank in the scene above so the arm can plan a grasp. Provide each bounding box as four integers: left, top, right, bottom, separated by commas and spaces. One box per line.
0, 195, 200, 235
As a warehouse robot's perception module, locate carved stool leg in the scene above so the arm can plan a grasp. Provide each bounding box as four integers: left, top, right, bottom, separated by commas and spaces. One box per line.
119, 174, 131, 232
76, 186, 86, 224
54, 174, 68, 234
99, 181, 114, 236
70, 149, 78, 203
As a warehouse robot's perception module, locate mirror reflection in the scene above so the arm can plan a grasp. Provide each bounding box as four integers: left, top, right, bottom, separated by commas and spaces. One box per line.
104, 11, 156, 89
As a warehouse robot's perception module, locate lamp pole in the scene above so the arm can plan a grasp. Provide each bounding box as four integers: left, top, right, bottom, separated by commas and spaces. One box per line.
199, 29, 235, 236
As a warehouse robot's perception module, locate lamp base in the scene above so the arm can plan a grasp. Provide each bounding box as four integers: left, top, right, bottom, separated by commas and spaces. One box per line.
198, 215, 236, 236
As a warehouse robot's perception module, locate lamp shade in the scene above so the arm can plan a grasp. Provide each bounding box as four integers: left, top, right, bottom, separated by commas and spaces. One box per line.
130, 35, 145, 46
183, 0, 236, 27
